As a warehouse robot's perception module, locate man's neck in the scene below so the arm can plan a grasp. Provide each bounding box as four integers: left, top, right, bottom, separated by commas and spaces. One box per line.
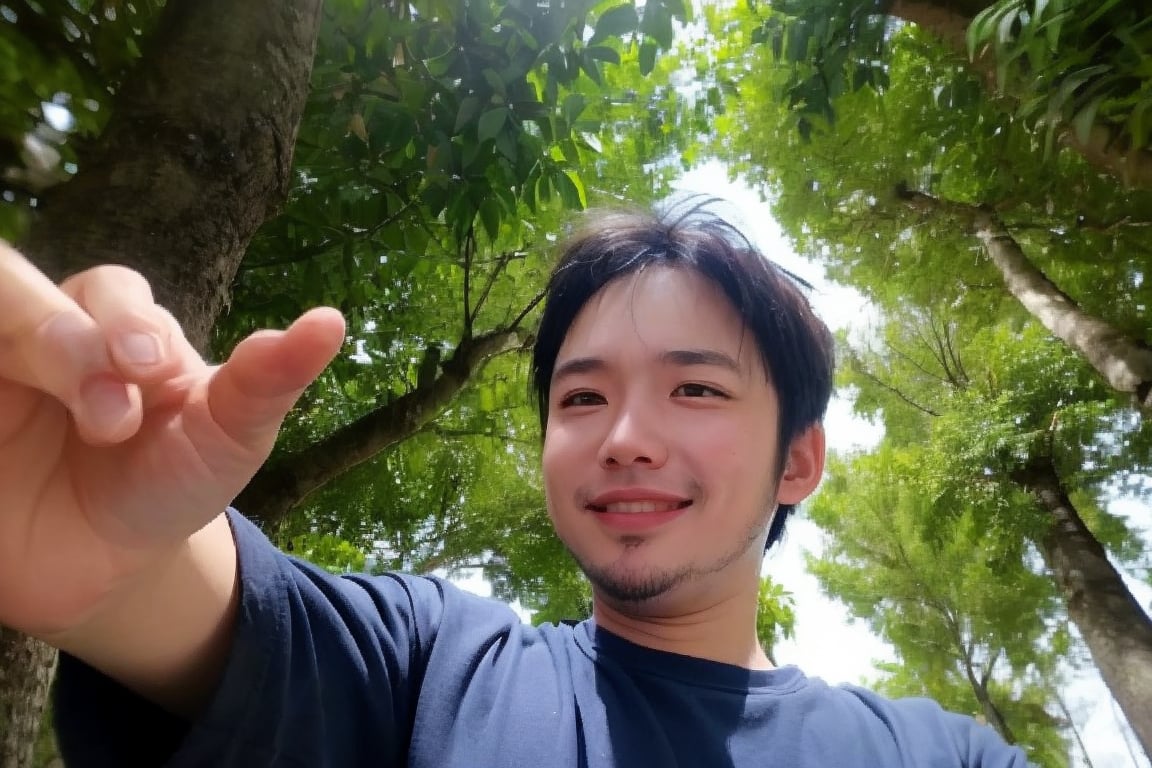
591, 588, 772, 670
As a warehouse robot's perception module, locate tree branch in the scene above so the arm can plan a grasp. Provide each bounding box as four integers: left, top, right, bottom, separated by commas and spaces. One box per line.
849, 356, 941, 417
239, 195, 420, 273
236, 324, 528, 529
462, 227, 475, 331
509, 287, 547, 331
896, 186, 1152, 411
471, 249, 529, 321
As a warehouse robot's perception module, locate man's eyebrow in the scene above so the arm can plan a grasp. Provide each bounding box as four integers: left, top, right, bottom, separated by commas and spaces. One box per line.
661, 349, 742, 372
551, 350, 742, 382
552, 357, 606, 382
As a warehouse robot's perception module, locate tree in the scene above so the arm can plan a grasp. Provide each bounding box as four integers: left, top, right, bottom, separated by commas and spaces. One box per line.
756, 577, 797, 665
0, 0, 690, 762
810, 447, 1071, 765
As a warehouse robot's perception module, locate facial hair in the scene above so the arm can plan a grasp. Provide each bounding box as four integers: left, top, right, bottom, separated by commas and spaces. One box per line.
568, 499, 775, 608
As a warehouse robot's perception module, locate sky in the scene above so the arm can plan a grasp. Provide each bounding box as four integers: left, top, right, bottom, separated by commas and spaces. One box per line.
457, 160, 1151, 768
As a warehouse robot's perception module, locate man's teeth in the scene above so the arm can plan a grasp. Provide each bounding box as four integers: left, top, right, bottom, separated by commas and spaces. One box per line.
601, 501, 683, 514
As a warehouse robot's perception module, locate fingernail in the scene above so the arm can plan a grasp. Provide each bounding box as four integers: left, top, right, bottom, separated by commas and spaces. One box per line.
115, 332, 161, 366
80, 375, 133, 434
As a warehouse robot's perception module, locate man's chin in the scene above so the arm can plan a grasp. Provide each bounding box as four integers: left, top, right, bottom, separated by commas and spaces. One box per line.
581, 561, 690, 606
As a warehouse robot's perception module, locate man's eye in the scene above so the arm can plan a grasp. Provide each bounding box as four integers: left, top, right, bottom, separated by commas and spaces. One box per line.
560, 391, 606, 407
672, 383, 726, 398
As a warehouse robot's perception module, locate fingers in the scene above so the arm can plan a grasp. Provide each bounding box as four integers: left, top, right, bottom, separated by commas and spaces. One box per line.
0, 240, 346, 453
0, 244, 195, 445
0, 243, 137, 444
207, 307, 346, 450
63, 266, 183, 379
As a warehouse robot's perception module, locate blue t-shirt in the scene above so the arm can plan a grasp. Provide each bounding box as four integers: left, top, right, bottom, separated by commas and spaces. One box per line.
54, 512, 1031, 767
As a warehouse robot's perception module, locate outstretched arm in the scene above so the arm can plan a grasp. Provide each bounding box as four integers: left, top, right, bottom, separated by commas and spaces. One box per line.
0, 241, 344, 716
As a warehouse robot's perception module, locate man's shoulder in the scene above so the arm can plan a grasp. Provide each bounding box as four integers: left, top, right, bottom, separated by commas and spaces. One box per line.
820, 683, 1031, 767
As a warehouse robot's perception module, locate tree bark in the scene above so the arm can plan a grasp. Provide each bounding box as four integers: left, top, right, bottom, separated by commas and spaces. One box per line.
896, 187, 1152, 411
886, 0, 1152, 189
0, 630, 57, 768
2, 0, 324, 764
236, 327, 528, 529
973, 210, 1152, 410
1013, 455, 1152, 761
20, 0, 323, 351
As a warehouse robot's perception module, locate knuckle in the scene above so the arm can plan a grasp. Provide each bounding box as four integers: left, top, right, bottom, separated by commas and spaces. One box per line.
61, 264, 154, 300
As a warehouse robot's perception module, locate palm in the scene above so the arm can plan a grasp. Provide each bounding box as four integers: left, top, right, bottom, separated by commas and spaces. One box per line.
0, 297, 344, 636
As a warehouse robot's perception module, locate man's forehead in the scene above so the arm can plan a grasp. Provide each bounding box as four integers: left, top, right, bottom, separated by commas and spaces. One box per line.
557, 268, 748, 353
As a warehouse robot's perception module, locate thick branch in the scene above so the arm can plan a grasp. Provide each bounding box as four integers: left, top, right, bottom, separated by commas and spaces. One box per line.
235, 326, 527, 529
897, 187, 1152, 411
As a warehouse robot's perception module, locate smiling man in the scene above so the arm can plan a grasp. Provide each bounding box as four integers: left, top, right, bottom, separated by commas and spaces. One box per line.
0, 206, 1029, 766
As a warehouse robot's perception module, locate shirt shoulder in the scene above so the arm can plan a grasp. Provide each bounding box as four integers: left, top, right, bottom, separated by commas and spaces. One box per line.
832, 684, 1033, 767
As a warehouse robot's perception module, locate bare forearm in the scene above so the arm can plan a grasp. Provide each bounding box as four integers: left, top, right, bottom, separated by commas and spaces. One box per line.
45, 513, 240, 718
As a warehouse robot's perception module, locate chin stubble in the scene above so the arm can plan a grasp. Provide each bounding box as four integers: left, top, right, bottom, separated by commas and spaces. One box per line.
569, 512, 770, 605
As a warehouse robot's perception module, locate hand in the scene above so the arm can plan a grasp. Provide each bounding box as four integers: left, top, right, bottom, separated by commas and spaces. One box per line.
0, 241, 345, 636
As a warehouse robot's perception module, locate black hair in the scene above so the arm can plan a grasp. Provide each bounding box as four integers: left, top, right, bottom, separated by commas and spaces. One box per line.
530, 201, 835, 552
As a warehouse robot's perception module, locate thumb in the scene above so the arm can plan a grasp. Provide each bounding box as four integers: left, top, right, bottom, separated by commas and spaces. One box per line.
206, 308, 346, 449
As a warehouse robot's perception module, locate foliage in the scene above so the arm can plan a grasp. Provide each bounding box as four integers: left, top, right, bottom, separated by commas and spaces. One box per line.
756, 576, 796, 660
724, 0, 1152, 174
965, 0, 1152, 156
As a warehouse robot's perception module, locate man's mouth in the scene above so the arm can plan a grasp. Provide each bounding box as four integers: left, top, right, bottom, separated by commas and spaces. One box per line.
588, 500, 693, 514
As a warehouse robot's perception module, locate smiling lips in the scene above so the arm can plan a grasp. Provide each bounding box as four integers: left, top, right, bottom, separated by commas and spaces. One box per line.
585, 491, 692, 532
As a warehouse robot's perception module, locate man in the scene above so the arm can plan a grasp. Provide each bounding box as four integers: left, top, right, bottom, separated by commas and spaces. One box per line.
0, 207, 1029, 766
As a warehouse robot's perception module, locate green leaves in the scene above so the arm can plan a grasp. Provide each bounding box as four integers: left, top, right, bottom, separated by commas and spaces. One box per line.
756, 577, 796, 658
589, 4, 639, 46
478, 107, 509, 144
808, 446, 1070, 765
964, 0, 1152, 159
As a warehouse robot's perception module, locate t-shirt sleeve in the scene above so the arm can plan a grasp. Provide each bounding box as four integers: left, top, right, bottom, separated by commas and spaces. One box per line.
943, 708, 1036, 768
54, 510, 453, 767
841, 686, 1035, 767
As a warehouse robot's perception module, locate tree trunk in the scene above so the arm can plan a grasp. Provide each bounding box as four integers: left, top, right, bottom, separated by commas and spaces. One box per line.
3, 0, 324, 763
0, 631, 57, 768
1014, 455, 1152, 761
20, 0, 323, 351
236, 327, 529, 529
895, 187, 1152, 411
972, 209, 1152, 411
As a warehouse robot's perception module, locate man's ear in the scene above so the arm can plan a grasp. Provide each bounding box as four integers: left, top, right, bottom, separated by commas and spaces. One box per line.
777, 425, 825, 505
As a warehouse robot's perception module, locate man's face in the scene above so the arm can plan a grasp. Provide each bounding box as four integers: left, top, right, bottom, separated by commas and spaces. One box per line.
542, 266, 816, 611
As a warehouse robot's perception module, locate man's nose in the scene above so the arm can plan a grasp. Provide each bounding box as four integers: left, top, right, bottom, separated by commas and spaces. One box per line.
597, 404, 668, 469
